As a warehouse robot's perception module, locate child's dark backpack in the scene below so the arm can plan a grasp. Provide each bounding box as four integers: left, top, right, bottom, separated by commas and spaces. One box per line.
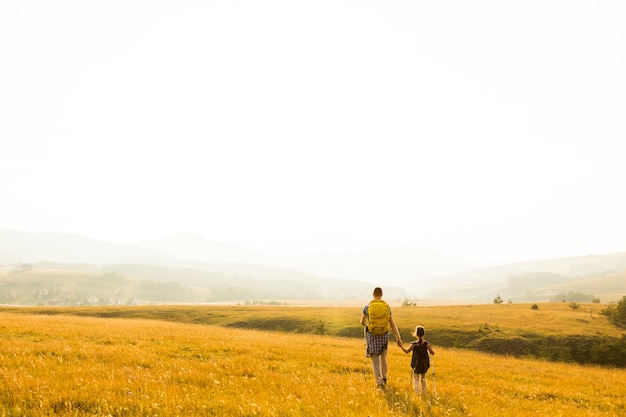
410, 341, 430, 373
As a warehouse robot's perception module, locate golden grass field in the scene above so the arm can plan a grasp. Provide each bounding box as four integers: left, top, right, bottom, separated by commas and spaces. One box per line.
0, 304, 625, 416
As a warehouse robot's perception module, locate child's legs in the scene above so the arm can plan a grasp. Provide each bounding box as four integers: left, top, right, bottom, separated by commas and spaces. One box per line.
413, 373, 427, 393
419, 373, 427, 392
412, 372, 419, 392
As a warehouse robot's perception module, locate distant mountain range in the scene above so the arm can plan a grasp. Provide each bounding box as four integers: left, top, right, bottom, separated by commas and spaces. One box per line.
0, 228, 173, 265
0, 228, 484, 290
1, 228, 625, 303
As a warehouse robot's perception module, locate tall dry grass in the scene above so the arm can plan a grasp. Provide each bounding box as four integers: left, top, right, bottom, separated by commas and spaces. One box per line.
7, 301, 620, 339
0, 311, 624, 416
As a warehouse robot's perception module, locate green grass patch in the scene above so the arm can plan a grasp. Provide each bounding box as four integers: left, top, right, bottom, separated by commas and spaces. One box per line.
1, 302, 624, 367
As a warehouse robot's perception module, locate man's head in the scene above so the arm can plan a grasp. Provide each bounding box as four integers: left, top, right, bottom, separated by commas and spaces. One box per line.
373, 287, 383, 299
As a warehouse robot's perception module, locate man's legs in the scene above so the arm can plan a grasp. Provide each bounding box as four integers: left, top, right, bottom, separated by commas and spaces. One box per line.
380, 348, 388, 385
370, 349, 388, 388
370, 354, 382, 386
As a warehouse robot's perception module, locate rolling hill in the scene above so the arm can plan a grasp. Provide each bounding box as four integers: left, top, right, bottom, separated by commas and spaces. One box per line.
1, 227, 626, 304
428, 253, 626, 302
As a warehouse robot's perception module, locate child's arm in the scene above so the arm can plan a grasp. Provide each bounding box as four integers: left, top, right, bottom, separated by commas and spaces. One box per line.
427, 343, 435, 356
399, 343, 413, 354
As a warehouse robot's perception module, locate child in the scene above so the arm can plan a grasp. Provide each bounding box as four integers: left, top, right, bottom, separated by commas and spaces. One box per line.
400, 325, 435, 395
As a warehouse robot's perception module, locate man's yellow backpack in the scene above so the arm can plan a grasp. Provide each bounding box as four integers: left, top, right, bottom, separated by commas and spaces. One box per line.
367, 299, 390, 335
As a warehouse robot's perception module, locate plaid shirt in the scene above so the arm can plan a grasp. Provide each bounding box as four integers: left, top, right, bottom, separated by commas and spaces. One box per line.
366, 331, 389, 356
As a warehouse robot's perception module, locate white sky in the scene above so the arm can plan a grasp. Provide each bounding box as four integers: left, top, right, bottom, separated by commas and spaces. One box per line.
1, 1, 625, 263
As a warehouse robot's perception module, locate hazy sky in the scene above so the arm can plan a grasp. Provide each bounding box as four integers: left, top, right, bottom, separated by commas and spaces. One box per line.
2, 1, 625, 263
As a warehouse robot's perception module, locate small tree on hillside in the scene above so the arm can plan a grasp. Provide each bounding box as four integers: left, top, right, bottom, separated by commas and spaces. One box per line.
602, 296, 626, 328
493, 294, 504, 304
569, 301, 580, 310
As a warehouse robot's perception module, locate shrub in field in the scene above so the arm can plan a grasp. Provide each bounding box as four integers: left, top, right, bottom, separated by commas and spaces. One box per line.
602, 295, 626, 328
569, 301, 580, 310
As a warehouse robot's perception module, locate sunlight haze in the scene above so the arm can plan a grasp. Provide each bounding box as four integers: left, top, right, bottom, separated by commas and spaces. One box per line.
2, 1, 625, 263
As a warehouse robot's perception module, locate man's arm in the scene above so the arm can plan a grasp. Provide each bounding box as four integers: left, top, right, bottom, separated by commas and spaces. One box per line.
360, 312, 367, 326
389, 315, 402, 346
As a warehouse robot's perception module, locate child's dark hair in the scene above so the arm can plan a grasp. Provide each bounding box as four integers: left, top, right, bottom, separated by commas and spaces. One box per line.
412, 325, 425, 338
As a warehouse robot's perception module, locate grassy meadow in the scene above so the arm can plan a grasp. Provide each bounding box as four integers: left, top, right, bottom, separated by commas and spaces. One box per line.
0, 304, 625, 416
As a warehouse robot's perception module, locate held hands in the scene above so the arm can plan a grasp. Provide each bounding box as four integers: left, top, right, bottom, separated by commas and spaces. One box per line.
397, 342, 410, 353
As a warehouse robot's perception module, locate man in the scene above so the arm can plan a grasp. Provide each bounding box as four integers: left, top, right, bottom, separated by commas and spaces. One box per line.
360, 287, 403, 388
